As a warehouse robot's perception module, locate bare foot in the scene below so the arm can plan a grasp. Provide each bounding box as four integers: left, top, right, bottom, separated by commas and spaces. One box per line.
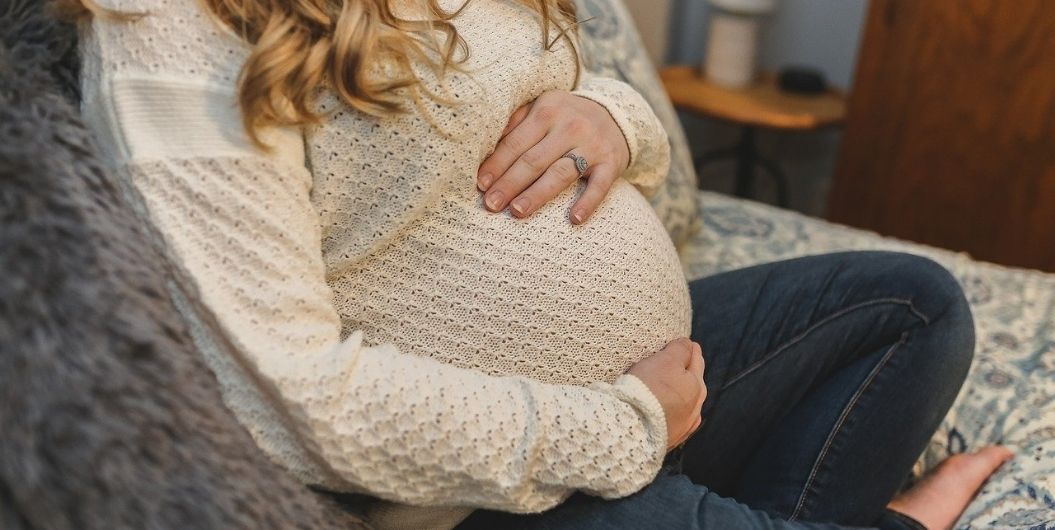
887, 446, 1014, 530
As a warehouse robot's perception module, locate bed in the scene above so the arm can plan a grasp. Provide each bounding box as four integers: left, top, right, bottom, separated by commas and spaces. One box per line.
576, 0, 1055, 527
685, 192, 1055, 529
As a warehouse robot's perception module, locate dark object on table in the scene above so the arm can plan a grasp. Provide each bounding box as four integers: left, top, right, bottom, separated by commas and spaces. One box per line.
660, 66, 847, 207
778, 67, 829, 95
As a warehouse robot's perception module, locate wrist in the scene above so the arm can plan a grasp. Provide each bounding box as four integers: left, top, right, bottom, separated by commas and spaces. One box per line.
571, 91, 635, 170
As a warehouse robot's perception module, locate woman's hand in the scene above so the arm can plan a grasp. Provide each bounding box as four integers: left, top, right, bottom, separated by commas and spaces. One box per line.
628, 338, 708, 450
477, 90, 631, 225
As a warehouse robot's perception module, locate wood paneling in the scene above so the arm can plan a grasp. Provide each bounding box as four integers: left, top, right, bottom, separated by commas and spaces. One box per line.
828, 0, 1055, 271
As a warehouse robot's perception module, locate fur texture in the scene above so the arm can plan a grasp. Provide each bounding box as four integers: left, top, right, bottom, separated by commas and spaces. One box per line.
0, 2, 370, 528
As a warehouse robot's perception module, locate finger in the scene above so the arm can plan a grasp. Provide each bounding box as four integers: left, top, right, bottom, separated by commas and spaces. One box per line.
688, 414, 703, 436
684, 365, 706, 406
687, 342, 704, 378
665, 338, 694, 368
695, 379, 708, 413
484, 134, 569, 213
569, 162, 617, 225
477, 103, 534, 192
671, 432, 690, 450
674, 415, 702, 449
478, 106, 550, 193
670, 423, 692, 449
508, 156, 580, 218
501, 102, 533, 138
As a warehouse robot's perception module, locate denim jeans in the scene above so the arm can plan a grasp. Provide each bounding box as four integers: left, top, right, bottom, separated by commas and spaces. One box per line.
459, 251, 974, 530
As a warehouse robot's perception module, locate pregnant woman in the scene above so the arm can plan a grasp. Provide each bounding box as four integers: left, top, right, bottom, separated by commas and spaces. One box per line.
71, 0, 1009, 529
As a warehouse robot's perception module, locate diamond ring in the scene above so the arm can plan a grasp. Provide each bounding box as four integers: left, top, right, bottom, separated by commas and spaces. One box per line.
562, 151, 589, 178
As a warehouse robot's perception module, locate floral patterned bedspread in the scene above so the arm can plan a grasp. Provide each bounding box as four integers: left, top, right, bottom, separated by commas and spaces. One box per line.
681, 191, 1055, 530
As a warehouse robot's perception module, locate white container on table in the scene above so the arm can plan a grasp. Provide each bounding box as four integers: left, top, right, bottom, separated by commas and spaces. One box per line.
704, 0, 778, 88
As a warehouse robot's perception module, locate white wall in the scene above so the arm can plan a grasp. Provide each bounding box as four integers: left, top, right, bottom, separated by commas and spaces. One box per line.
760, 0, 869, 89
666, 0, 869, 89
622, 0, 672, 64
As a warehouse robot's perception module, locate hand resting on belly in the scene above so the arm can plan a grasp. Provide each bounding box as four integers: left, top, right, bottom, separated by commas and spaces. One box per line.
472, 92, 705, 451
476, 89, 633, 224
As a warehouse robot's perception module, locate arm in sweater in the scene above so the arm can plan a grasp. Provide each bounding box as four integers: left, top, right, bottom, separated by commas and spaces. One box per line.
572, 72, 672, 198
78, 0, 667, 512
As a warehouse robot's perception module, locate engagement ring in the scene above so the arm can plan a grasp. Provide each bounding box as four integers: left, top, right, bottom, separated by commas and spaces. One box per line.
563, 151, 589, 178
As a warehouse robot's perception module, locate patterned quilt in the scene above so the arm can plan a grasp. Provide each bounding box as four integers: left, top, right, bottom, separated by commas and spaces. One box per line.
682, 191, 1055, 530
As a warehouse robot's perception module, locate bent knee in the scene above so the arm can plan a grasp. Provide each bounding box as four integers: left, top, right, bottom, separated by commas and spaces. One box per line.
847, 250, 972, 328
871, 252, 975, 364
854, 252, 967, 315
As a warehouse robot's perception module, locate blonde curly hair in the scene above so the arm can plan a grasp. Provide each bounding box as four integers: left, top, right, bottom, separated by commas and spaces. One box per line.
57, 0, 582, 144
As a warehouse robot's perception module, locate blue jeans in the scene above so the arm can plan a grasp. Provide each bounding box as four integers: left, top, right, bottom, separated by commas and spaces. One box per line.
459, 251, 974, 530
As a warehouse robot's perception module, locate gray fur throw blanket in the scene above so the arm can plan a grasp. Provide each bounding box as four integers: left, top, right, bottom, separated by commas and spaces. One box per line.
0, 2, 368, 528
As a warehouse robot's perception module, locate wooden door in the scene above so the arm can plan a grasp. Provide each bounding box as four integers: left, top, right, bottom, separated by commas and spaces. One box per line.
828, 0, 1055, 272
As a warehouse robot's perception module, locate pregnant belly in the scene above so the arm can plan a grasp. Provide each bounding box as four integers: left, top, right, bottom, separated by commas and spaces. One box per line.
329, 180, 692, 386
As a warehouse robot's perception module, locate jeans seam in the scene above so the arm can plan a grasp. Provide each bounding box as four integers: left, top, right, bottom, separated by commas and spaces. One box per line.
721, 298, 929, 391
788, 332, 909, 521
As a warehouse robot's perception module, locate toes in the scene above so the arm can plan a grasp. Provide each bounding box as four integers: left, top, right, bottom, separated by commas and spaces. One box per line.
943, 446, 1014, 484
970, 446, 1014, 473
976, 445, 1015, 462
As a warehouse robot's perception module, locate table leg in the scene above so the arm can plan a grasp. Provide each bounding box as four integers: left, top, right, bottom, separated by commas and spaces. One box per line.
693, 126, 790, 208
733, 127, 757, 199
693, 146, 738, 189
757, 155, 791, 208
692, 137, 755, 195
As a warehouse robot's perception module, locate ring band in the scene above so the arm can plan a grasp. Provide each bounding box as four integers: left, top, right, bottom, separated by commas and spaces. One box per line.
562, 151, 589, 178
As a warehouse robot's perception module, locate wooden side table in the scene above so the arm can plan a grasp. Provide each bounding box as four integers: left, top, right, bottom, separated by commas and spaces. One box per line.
659, 65, 848, 207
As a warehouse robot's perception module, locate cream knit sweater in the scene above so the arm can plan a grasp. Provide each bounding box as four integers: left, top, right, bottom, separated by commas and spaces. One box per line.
80, 1, 691, 528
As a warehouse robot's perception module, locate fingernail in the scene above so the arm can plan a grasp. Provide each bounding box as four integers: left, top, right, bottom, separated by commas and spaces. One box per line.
511, 198, 529, 216
478, 173, 493, 190
485, 190, 504, 211
570, 209, 584, 224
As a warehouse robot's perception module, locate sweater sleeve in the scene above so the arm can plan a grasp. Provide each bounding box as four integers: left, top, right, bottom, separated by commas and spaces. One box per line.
78, 0, 668, 512
571, 71, 672, 198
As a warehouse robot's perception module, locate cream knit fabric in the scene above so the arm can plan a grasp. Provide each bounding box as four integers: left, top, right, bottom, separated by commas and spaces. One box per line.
79, 0, 690, 528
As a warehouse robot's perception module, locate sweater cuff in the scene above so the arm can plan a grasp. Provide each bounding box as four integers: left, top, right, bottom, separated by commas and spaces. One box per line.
606, 374, 668, 463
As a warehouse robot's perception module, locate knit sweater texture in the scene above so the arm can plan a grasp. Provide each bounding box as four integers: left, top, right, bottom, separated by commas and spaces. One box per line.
79, 1, 690, 528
